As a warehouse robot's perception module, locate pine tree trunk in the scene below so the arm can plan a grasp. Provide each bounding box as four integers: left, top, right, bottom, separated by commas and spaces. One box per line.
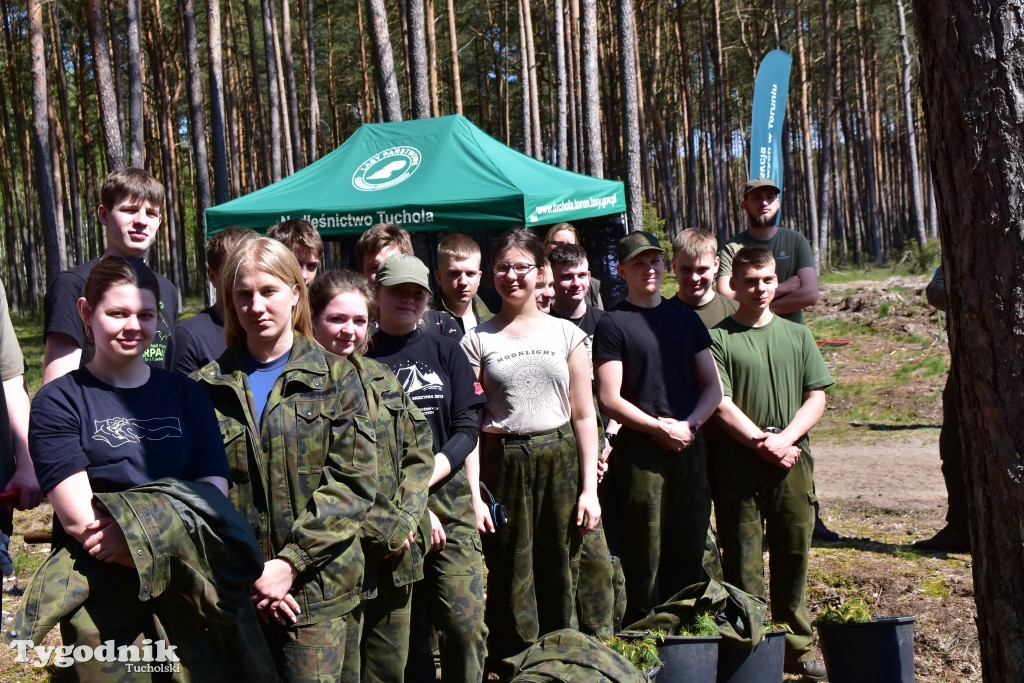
446, 0, 462, 114
280, 0, 303, 172
47, 4, 83, 264
896, 0, 926, 247
794, 0, 820, 261
407, 0, 430, 118
853, 0, 882, 264
28, 0, 63, 283
367, 0, 403, 122
208, 0, 229, 204
580, 0, 603, 177
618, 0, 642, 231
86, 0, 125, 171
126, 0, 144, 168
915, 2, 1024, 679
179, 0, 211, 286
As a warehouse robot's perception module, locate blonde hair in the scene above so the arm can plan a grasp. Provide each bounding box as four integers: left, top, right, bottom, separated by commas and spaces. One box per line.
671, 227, 718, 260
222, 237, 313, 347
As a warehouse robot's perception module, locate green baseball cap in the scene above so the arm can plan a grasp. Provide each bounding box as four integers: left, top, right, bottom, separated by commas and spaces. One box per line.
744, 178, 781, 196
376, 253, 430, 290
617, 231, 663, 262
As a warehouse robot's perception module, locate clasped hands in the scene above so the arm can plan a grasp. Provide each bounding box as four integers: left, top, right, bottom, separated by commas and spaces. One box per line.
753, 430, 801, 469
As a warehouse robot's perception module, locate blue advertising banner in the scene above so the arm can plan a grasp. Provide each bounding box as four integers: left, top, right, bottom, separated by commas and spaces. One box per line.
750, 50, 792, 195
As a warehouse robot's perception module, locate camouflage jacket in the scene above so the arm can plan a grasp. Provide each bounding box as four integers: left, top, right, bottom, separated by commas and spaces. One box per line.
12, 479, 275, 680
194, 334, 378, 624
349, 353, 435, 590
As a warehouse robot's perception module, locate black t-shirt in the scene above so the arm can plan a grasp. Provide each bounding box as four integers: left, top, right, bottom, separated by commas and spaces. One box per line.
44, 259, 180, 368
368, 329, 483, 457
170, 306, 226, 376
29, 367, 231, 542
551, 304, 604, 371
592, 296, 712, 419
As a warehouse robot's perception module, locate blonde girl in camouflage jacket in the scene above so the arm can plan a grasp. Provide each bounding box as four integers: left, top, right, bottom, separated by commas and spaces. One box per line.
195, 238, 377, 681
310, 269, 435, 682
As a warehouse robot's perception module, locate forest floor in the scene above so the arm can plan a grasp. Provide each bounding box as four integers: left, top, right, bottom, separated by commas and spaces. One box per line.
0, 273, 979, 681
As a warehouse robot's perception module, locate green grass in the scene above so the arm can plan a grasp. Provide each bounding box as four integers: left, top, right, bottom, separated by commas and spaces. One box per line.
894, 357, 948, 382
11, 547, 46, 576
921, 575, 952, 599
11, 312, 44, 396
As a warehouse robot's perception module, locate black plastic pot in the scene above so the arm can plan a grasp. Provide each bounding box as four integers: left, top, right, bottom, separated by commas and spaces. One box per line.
716, 629, 787, 683
817, 616, 916, 683
656, 635, 721, 683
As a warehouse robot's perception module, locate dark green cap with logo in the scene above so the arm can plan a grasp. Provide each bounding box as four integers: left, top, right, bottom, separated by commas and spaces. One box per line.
376, 253, 431, 290
617, 231, 664, 262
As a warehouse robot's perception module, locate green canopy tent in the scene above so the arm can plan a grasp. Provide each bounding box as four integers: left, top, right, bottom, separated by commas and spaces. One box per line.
204, 114, 625, 237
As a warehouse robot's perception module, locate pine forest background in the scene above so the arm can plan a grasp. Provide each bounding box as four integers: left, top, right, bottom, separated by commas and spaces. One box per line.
1, 0, 935, 313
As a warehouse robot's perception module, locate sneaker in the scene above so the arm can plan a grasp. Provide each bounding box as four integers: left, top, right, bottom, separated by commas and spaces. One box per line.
911, 525, 970, 553
784, 659, 828, 680
812, 515, 840, 542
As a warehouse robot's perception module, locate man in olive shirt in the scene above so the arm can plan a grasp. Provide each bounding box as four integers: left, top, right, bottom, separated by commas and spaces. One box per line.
717, 178, 818, 324
710, 246, 832, 681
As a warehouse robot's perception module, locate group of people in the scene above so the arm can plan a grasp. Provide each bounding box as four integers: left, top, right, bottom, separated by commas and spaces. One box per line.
0, 168, 858, 682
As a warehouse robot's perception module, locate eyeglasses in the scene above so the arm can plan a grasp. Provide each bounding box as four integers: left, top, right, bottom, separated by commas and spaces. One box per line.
493, 262, 538, 276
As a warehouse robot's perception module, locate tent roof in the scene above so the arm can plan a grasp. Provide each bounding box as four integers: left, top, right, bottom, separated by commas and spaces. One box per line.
205, 115, 625, 237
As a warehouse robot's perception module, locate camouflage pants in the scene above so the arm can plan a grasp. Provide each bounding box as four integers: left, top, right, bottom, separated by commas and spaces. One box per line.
262, 608, 356, 682
603, 428, 711, 627
712, 440, 815, 664
345, 574, 413, 683
480, 424, 582, 666
575, 520, 616, 637
406, 526, 487, 682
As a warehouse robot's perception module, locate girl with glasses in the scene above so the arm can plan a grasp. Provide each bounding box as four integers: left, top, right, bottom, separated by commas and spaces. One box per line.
461, 227, 600, 674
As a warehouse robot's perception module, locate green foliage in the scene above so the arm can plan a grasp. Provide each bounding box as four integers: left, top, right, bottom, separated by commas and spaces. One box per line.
895, 239, 941, 275
605, 631, 664, 672
678, 610, 719, 637
814, 596, 873, 624
877, 302, 892, 317
640, 199, 668, 244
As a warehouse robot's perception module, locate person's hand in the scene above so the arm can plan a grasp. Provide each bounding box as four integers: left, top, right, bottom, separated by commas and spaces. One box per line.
754, 435, 801, 469
473, 492, 495, 535
387, 532, 413, 558
596, 454, 610, 481
654, 417, 693, 451
428, 510, 447, 552
81, 517, 133, 566
576, 490, 601, 533
4, 465, 41, 510
252, 558, 301, 625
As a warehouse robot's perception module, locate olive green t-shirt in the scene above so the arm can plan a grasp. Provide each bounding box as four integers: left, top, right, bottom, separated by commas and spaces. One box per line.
718, 227, 815, 323
710, 314, 833, 433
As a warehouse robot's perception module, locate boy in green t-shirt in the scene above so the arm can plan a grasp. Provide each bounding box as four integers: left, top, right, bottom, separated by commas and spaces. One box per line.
709, 246, 833, 682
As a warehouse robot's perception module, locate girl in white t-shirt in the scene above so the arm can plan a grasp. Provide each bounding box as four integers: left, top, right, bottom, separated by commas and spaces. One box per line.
460, 228, 600, 671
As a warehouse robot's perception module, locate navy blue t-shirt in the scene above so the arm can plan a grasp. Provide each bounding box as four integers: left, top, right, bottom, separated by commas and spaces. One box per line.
29, 367, 231, 540
592, 296, 712, 420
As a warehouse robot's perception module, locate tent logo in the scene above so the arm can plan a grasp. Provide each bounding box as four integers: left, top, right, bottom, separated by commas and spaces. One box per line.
352, 146, 422, 191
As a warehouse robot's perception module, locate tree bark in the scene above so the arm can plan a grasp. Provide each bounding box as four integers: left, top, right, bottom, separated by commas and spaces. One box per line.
208, 0, 229, 204
48, 3, 82, 265
261, 0, 282, 181
914, 1, 1024, 680
618, 0, 642, 231
407, 0, 430, 118
125, 0, 144, 168
793, 0, 820, 262
280, 0, 303, 172
367, 0, 403, 121
580, 0, 604, 177
446, 0, 462, 114
179, 0, 211, 285
29, 0, 63, 284
86, 0, 125, 171
896, 0, 926, 247
854, 0, 882, 264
